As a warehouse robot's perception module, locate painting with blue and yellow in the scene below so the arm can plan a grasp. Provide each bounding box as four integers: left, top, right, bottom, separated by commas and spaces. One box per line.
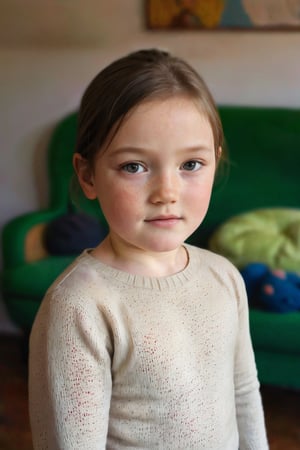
147, 0, 300, 29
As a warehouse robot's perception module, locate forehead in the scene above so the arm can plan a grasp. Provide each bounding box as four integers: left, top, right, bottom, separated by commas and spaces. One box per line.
126, 95, 207, 120
95, 95, 216, 164
112, 96, 213, 143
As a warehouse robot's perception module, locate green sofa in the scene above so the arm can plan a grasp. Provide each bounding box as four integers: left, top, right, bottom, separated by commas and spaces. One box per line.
2, 107, 300, 389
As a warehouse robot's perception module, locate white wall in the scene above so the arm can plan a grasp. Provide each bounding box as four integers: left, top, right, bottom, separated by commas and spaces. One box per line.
1, 0, 300, 332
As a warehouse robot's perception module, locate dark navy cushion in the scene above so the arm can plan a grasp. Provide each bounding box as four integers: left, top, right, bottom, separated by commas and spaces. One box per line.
44, 212, 107, 255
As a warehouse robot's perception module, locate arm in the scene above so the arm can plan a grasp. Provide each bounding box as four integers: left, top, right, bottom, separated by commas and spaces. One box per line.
233, 274, 269, 450
2, 209, 65, 268
29, 288, 112, 449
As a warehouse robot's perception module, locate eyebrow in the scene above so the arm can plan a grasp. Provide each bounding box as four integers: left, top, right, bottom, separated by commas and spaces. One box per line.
108, 145, 214, 158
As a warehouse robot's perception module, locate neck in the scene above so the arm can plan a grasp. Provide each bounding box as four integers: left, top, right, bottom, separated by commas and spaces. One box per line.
91, 236, 189, 277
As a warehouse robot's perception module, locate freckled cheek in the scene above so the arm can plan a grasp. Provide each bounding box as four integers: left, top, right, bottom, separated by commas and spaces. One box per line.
184, 179, 213, 209
185, 182, 212, 203
99, 187, 143, 226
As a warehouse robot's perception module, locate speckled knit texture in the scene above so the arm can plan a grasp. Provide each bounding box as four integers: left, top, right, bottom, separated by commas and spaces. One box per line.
29, 244, 269, 450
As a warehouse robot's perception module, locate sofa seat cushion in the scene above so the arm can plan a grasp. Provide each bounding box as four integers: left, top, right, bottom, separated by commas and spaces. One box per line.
250, 309, 300, 354
2, 256, 75, 300
209, 208, 300, 271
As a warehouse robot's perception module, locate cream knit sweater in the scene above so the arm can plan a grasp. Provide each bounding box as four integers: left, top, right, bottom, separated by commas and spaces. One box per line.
29, 244, 269, 450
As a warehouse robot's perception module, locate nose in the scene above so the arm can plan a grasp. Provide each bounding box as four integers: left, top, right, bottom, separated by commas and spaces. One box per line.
149, 170, 180, 204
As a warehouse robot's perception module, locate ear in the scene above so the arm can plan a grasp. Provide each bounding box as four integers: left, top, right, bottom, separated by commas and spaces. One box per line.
216, 146, 222, 161
73, 153, 97, 200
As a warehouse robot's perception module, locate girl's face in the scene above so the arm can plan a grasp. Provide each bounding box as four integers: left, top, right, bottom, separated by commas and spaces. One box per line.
75, 96, 218, 257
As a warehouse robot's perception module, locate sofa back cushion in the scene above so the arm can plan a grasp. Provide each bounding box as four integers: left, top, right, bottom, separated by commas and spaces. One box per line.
189, 107, 300, 247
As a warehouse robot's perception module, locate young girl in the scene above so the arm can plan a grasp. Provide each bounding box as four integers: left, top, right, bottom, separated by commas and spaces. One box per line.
29, 49, 269, 449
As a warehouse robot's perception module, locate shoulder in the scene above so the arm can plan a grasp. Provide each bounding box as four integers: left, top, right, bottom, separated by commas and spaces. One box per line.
35, 251, 114, 322
31, 252, 116, 346
186, 244, 246, 300
48, 250, 111, 294
186, 244, 240, 274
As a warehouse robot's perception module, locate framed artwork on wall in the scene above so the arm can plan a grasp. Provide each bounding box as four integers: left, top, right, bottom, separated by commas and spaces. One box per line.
145, 0, 300, 30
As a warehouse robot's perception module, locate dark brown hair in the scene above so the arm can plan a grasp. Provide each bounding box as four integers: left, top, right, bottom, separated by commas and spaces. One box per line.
75, 48, 224, 166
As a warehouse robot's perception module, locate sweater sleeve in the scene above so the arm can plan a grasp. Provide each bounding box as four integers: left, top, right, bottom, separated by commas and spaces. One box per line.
29, 286, 113, 450
233, 272, 269, 450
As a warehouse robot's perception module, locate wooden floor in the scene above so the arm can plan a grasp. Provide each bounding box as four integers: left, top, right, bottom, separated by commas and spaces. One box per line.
1, 334, 300, 449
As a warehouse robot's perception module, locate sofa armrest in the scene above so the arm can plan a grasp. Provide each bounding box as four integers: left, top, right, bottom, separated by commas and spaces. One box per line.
2, 208, 65, 269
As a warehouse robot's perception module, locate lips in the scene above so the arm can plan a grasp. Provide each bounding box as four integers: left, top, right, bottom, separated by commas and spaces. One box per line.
146, 215, 181, 221
145, 215, 182, 227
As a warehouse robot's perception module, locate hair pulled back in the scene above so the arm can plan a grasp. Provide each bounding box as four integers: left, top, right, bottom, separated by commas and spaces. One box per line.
75, 48, 223, 165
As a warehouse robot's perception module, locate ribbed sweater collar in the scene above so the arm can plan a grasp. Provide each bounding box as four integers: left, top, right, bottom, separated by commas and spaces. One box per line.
78, 244, 199, 291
